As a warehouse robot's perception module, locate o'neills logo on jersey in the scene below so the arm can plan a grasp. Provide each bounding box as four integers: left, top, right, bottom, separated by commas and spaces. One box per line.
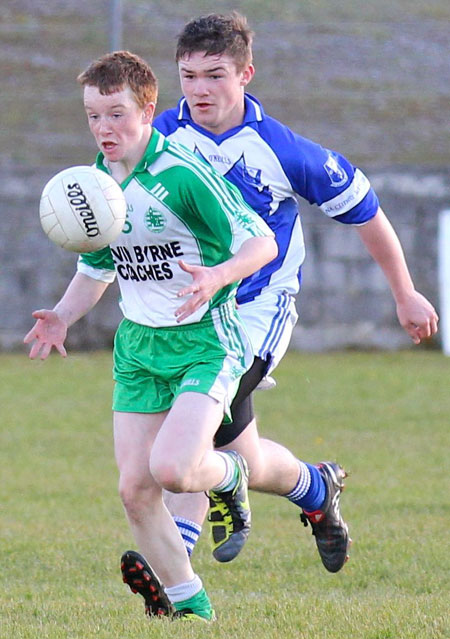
66, 182, 100, 237
208, 153, 231, 166
144, 206, 166, 233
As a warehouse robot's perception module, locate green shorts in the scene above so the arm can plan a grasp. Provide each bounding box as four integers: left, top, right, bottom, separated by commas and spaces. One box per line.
112, 301, 252, 417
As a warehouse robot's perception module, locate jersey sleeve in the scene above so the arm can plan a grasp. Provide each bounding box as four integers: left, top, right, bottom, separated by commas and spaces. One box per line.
300, 145, 379, 225
258, 116, 379, 225
77, 245, 117, 283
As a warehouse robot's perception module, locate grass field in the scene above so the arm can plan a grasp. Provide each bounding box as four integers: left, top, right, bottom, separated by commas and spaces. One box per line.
1, 349, 449, 638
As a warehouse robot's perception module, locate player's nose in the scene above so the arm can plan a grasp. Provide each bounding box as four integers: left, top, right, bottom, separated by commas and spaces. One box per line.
97, 116, 113, 134
193, 79, 209, 96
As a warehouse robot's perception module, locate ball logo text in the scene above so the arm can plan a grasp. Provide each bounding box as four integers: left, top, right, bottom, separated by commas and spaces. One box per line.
66, 182, 101, 237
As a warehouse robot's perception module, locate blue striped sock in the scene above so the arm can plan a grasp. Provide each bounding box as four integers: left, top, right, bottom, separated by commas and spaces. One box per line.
173, 516, 202, 556
284, 462, 326, 512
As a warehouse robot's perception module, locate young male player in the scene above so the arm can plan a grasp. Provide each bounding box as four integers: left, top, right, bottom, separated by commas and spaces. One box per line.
24, 50, 278, 622
150, 11, 439, 579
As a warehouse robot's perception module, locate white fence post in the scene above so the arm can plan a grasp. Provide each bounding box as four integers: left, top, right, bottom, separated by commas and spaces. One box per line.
438, 209, 450, 356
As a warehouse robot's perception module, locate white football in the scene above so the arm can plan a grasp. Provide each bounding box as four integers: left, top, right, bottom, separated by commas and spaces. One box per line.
39, 165, 126, 252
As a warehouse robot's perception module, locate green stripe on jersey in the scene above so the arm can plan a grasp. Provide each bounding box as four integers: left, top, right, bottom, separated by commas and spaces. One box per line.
78, 129, 273, 327
165, 142, 271, 238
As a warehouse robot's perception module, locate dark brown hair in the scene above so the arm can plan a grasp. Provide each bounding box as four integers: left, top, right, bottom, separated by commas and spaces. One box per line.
175, 12, 253, 71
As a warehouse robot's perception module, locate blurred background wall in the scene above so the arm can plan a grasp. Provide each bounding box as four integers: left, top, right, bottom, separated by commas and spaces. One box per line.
1, 0, 449, 352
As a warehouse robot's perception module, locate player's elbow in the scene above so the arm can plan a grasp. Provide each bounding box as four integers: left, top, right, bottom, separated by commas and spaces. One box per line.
260, 236, 278, 265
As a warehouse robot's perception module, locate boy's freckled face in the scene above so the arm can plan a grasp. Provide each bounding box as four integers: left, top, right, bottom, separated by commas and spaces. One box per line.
83, 85, 150, 163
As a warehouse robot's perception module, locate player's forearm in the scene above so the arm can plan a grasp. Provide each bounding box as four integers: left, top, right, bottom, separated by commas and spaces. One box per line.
53, 272, 110, 327
214, 236, 278, 287
356, 207, 416, 304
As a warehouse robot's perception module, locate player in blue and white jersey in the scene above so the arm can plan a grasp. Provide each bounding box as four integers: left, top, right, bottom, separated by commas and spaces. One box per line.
154, 12, 439, 573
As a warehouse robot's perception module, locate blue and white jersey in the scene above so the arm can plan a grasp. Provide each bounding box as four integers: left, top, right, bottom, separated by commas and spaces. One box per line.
154, 93, 379, 305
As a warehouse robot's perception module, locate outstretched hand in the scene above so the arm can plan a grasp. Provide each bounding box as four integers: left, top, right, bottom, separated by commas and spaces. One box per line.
396, 291, 439, 345
24, 309, 68, 360
175, 260, 226, 322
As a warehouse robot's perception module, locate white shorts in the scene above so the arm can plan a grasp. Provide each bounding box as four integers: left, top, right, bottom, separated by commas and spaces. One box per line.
237, 290, 298, 377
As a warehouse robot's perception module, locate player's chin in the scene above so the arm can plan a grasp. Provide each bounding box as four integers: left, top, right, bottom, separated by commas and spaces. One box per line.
101, 144, 120, 159
193, 108, 214, 125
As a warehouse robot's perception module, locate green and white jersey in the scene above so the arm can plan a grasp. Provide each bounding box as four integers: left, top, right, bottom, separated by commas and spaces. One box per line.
78, 129, 273, 327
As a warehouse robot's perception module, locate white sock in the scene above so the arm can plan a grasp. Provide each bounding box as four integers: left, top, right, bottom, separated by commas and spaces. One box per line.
211, 451, 236, 492
165, 574, 202, 603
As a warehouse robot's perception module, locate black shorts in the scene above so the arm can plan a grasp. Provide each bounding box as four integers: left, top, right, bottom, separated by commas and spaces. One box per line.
214, 356, 269, 448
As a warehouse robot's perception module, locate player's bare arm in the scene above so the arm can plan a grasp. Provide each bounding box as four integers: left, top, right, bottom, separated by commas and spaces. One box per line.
24, 272, 110, 360
175, 236, 278, 322
356, 207, 439, 343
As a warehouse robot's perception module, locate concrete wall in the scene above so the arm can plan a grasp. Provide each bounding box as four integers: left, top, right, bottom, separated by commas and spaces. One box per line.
295, 168, 449, 351
1, 166, 449, 353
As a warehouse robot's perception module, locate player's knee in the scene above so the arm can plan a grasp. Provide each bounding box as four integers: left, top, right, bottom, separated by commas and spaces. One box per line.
150, 457, 192, 493
118, 474, 156, 517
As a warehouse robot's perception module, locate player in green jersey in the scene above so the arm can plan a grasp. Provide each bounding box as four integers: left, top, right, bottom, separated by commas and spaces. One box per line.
24, 50, 278, 622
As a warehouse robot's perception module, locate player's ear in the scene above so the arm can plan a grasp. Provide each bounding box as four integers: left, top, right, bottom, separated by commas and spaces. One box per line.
240, 64, 255, 87
142, 102, 156, 124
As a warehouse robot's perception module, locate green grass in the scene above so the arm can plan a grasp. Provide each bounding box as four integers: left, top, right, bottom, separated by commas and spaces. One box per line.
1, 350, 449, 638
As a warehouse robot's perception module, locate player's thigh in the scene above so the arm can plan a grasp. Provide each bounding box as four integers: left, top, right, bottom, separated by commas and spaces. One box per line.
114, 410, 167, 481
153, 392, 223, 472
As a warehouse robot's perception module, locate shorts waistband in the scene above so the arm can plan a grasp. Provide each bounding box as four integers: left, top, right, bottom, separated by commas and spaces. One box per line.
122, 299, 236, 332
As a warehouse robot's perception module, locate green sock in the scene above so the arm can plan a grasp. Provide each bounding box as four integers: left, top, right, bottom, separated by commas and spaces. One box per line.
173, 588, 214, 620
